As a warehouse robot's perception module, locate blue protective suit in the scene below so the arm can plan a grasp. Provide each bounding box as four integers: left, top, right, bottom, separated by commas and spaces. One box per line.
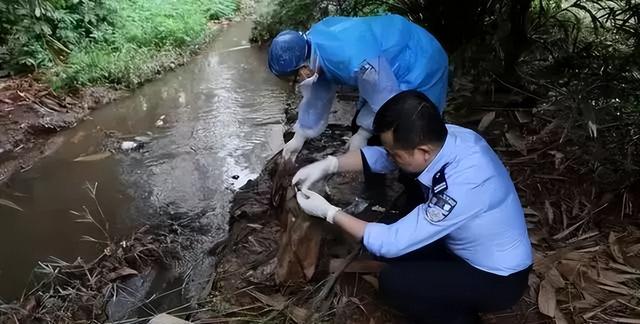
294, 14, 449, 138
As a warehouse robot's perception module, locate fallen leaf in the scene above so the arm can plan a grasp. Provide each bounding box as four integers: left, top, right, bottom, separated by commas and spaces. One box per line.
106, 267, 138, 281
361, 275, 379, 290
73, 151, 111, 162
555, 308, 568, 324
553, 218, 588, 240
478, 111, 496, 131
287, 306, 309, 324
505, 129, 527, 155
538, 278, 557, 317
0, 198, 23, 211
609, 232, 625, 264
546, 267, 565, 288
545, 200, 554, 225
247, 289, 286, 310
607, 318, 640, 324
515, 110, 533, 123
330, 259, 385, 273
583, 300, 617, 319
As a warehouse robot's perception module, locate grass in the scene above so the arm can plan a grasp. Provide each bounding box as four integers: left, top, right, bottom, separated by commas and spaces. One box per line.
48, 0, 237, 90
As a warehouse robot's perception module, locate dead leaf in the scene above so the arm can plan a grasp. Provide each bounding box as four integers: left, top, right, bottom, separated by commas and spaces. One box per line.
545, 200, 554, 225
515, 110, 533, 123
361, 275, 379, 290
546, 267, 565, 288
609, 232, 625, 264
607, 318, 640, 324
287, 306, 310, 324
609, 262, 640, 274
506, 130, 527, 155
106, 267, 138, 281
538, 278, 557, 317
330, 259, 385, 273
73, 151, 111, 162
555, 308, 568, 324
583, 300, 617, 319
478, 111, 496, 131
247, 289, 286, 310
0, 198, 23, 211
553, 218, 588, 240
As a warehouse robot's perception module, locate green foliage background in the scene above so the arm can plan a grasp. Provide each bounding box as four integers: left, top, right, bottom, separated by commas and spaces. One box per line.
0, 0, 238, 90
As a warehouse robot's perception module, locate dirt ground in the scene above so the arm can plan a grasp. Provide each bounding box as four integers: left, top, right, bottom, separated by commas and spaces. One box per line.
0, 76, 123, 184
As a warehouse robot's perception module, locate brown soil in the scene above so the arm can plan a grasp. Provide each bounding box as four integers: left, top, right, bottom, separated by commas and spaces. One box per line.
0, 76, 123, 183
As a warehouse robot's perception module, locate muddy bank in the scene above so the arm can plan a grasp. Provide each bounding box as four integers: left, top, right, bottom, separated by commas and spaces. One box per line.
0, 76, 122, 182
0, 20, 292, 322
201, 78, 640, 323
0, 21, 239, 186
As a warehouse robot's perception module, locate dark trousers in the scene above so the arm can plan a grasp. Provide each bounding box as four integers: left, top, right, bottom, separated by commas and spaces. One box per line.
371, 163, 531, 323
377, 238, 530, 324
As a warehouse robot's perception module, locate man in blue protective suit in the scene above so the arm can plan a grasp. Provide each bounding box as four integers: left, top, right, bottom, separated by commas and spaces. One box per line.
291, 90, 533, 323
268, 14, 449, 160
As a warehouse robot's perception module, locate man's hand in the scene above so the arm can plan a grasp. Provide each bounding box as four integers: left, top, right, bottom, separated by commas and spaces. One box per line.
283, 132, 307, 161
347, 128, 372, 151
296, 189, 341, 223
292, 156, 339, 190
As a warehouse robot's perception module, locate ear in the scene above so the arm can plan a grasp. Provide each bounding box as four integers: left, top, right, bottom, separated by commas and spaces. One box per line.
415, 145, 435, 160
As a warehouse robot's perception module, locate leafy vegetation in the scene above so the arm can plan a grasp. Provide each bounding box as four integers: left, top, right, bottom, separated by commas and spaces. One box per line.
250, 0, 388, 43
0, 0, 238, 90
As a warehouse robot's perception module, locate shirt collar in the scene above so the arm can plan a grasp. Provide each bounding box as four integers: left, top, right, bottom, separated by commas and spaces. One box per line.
416, 130, 454, 188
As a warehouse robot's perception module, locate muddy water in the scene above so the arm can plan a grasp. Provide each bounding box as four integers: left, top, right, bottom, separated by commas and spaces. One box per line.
0, 22, 289, 301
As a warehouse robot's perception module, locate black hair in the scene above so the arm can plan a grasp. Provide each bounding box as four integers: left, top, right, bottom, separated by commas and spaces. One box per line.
373, 90, 447, 150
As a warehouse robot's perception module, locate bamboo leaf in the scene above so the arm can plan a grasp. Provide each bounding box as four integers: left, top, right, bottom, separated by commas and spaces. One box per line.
0, 198, 24, 212
73, 152, 111, 162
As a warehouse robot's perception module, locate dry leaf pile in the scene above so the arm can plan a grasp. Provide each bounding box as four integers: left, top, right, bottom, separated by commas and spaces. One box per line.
0, 226, 174, 323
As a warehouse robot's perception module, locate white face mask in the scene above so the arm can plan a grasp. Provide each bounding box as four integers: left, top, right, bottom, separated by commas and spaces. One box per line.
298, 72, 319, 97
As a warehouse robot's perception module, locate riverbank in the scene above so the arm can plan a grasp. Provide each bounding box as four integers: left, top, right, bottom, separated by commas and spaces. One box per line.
0, 17, 288, 324
0, 18, 236, 187
199, 72, 640, 323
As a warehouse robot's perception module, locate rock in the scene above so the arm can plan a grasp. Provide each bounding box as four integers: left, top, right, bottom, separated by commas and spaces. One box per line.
148, 314, 192, 324
120, 141, 139, 151
155, 115, 166, 127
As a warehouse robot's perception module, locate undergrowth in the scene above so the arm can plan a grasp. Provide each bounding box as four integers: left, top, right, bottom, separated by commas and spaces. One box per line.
0, 0, 238, 90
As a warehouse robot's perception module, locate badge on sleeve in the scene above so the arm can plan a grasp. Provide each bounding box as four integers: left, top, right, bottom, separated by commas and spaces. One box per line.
424, 163, 456, 223
425, 193, 457, 223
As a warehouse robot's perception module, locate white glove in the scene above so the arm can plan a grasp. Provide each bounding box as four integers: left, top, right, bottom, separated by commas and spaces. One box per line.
292, 156, 339, 190
283, 132, 307, 161
296, 189, 341, 223
347, 128, 373, 151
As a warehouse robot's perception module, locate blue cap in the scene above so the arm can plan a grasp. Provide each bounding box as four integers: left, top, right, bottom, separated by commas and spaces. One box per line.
268, 30, 309, 76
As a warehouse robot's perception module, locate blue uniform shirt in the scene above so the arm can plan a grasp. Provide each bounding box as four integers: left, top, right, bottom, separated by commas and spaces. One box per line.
360, 125, 533, 276
293, 14, 448, 138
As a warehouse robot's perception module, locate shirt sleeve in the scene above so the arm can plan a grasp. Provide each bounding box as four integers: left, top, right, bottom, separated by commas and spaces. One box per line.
363, 172, 491, 258
294, 74, 337, 138
360, 146, 396, 174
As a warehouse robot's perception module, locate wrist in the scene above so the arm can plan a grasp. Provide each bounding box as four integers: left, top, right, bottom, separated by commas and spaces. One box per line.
356, 128, 372, 139
325, 206, 341, 224
325, 155, 339, 174
293, 132, 307, 144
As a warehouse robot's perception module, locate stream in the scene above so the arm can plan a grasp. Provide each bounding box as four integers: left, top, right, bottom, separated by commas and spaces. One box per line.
0, 22, 289, 308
